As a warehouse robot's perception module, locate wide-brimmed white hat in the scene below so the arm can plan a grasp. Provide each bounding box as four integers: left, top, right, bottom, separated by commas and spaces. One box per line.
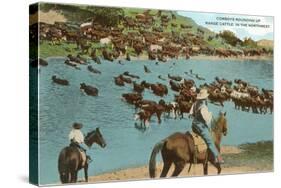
196, 89, 209, 100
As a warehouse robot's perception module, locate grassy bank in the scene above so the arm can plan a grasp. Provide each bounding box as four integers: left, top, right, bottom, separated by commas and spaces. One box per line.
38, 41, 273, 61
34, 4, 273, 61
39, 41, 78, 58
223, 141, 273, 171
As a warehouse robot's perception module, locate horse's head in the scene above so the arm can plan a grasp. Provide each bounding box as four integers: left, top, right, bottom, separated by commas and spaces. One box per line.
84, 127, 106, 148
218, 111, 228, 136
212, 111, 228, 136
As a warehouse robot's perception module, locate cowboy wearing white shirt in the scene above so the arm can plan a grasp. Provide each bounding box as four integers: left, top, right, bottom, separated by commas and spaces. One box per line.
69, 123, 88, 153
69, 123, 92, 164
189, 89, 224, 164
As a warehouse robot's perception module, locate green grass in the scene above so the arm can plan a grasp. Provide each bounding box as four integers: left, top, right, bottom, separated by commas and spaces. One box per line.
37, 4, 273, 58
207, 38, 228, 48
38, 4, 222, 48
223, 141, 273, 171
39, 40, 139, 59
39, 41, 78, 58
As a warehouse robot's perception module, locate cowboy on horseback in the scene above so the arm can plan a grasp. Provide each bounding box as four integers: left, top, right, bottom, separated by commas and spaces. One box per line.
59, 126, 106, 183
189, 89, 224, 164
69, 123, 91, 163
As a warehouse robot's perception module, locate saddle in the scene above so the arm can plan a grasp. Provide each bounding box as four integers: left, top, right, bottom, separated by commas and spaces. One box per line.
78, 148, 87, 167
190, 131, 208, 153
70, 142, 87, 167
186, 131, 209, 165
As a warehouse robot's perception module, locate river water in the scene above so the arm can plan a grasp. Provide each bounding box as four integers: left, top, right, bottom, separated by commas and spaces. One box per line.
37, 58, 273, 184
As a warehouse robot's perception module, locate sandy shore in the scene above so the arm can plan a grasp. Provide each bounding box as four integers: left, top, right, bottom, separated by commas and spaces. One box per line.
88, 163, 258, 183
190, 55, 273, 61
115, 54, 273, 62
44, 54, 273, 62
84, 146, 265, 183
110, 54, 273, 62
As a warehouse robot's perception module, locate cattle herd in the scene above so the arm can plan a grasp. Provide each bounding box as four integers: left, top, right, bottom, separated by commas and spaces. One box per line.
30, 9, 273, 63
33, 8, 273, 129
118, 69, 273, 127
44, 51, 273, 129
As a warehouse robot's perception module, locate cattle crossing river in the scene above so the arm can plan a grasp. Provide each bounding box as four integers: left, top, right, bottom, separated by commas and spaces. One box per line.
37, 57, 273, 184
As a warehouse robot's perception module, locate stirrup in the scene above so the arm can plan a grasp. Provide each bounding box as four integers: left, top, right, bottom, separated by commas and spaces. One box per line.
215, 156, 224, 164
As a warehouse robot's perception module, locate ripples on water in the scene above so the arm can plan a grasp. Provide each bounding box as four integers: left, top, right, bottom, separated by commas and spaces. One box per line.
38, 58, 273, 184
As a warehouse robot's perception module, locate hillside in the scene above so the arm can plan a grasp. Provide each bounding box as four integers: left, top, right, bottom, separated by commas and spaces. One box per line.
38, 3, 226, 47
32, 3, 273, 59
257, 39, 273, 49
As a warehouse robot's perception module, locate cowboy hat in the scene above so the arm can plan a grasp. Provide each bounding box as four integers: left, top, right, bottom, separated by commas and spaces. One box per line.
72, 122, 83, 129
196, 89, 209, 100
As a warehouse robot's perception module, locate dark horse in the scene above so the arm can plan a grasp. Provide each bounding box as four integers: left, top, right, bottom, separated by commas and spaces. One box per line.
58, 128, 106, 183
149, 112, 228, 178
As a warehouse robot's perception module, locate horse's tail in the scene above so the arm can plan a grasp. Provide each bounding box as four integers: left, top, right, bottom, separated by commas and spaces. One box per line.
149, 140, 165, 178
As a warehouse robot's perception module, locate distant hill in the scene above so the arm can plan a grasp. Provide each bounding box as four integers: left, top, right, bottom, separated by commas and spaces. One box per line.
257, 39, 273, 49
35, 3, 273, 58
38, 4, 273, 50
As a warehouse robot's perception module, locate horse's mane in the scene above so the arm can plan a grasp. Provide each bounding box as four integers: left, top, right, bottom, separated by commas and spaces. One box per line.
211, 113, 226, 132
85, 130, 96, 139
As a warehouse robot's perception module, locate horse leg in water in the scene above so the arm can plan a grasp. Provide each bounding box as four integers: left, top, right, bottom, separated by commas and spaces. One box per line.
171, 160, 185, 177
70, 170, 78, 183
84, 164, 89, 182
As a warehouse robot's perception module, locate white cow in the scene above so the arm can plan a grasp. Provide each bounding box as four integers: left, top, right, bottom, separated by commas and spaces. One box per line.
100, 37, 111, 45
230, 90, 250, 99
150, 44, 162, 52
80, 22, 92, 30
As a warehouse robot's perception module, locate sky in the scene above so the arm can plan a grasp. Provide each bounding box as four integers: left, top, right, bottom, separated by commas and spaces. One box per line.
177, 11, 274, 41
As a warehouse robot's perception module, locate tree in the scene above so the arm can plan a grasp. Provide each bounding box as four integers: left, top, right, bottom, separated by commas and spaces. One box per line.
219, 30, 242, 46
86, 7, 124, 27
242, 37, 257, 48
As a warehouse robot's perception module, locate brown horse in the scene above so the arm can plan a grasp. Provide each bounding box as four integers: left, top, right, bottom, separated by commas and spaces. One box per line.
58, 128, 106, 183
149, 112, 228, 178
